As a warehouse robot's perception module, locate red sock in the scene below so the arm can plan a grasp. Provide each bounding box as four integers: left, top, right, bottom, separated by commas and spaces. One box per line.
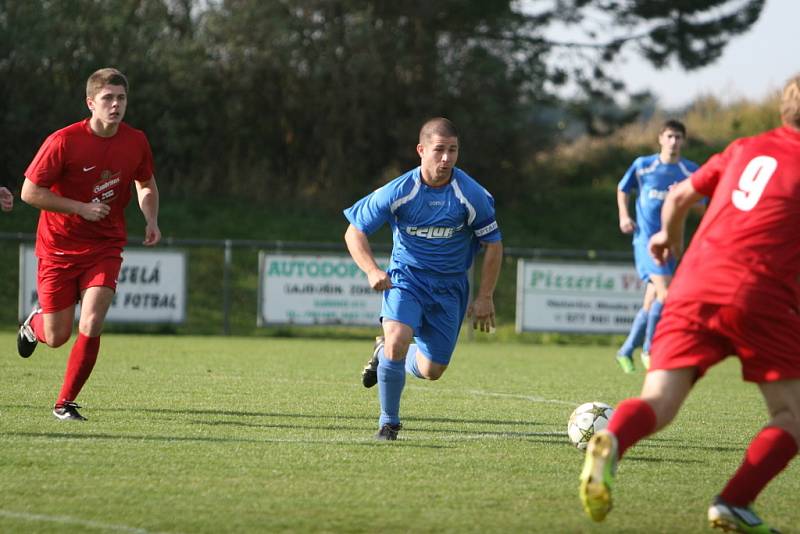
607, 398, 658, 458
720, 426, 798, 506
30, 311, 47, 344
56, 333, 100, 406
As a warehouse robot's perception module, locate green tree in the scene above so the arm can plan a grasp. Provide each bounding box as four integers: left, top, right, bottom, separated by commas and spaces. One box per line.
0, 0, 765, 210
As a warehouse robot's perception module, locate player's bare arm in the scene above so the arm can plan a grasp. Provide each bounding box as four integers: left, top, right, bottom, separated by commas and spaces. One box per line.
344, 224, 391, 291
616, 189, 635, 233
468, 240, 503, 332
136, 176, 161, 246
20, 178, 110, 221
649, 179, 704, 265
0, 186, 13, 212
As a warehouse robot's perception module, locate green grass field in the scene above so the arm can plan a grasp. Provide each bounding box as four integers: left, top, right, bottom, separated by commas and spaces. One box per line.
1, 334, 797, 533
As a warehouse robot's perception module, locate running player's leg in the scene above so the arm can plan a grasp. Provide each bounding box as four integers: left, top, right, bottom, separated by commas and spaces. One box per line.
581, 301, 726, 521
54, 286, 114, 420
642, 273, 671, 362
375, 319, 414, 439
371, 271, 424, 439
54, 257, 120, 420
411, 275, 467, 382
617, 284, 653, 357
729, 380, 800, 494
376, 273, 465, 436
617, 245, 658, 372
19, 259, 80, 356
580, 367, 695, 521
709, 380, 800, 533
617, 283, 654, 372
41, 308, 75, 347
707, 305, 800, 532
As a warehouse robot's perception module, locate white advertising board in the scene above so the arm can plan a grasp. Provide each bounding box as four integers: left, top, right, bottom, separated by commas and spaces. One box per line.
19, 245, 186, 323
515, 260, 644, 334
258, 253, 388, 326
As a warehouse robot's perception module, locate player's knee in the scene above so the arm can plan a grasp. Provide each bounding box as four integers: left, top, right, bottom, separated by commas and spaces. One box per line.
417, 360, 446, 380
383, 341, 410, 361
46, 329, 71, 348
78, 317, 105, 337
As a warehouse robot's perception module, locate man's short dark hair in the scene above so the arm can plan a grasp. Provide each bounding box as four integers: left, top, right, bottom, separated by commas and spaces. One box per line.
86, 68, 129, 99
419, 117, 459, 144
661, 119, 686, 137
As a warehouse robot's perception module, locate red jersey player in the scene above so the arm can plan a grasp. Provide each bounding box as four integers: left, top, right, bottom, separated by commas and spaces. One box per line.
18, 68, 161, 421
579, 74, 800, 533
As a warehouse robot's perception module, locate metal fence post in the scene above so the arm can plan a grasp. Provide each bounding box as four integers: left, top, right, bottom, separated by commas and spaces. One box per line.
223, 239, 232, 336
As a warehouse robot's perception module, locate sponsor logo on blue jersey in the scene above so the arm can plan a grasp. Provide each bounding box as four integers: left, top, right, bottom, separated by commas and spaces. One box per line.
647, 189, 670, 200
406, 225, 464, 239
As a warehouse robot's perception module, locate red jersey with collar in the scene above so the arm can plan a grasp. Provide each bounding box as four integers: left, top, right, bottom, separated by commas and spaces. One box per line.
668, 126, 800, 316
25, 119, 154, 261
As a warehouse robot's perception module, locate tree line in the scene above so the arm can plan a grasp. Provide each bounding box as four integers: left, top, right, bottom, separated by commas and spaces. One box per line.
0, 0, 764, 211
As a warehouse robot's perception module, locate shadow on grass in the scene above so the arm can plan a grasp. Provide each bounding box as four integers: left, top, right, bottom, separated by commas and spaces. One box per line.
635, 438, 744, 453
4, 404, 550, 443
132, 406, 544, 428
9, 404, 542, 428
523, 433, 575, 446
191, 418, 554, 438
624, 455, 706, 464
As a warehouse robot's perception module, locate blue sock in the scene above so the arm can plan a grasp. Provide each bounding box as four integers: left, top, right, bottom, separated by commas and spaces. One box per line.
618, 308, 648, 357
377, 351, 406, 427
403, 344, 423, 378
643, 300, 664, 354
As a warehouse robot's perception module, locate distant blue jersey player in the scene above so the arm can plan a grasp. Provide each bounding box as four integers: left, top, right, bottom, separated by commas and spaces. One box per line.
615, 120, 700, 373
344, 117, 503, 441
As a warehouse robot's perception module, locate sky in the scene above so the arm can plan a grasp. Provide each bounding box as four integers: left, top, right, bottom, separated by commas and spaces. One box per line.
615, 0, 798, 109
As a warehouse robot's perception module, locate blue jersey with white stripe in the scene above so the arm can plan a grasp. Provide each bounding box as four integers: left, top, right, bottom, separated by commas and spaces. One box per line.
344, 166, 501, 275
618, 154, 698, 244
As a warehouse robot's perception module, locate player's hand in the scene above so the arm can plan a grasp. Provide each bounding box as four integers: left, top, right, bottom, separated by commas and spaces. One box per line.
619, 217, 636, 234
648, 230, 681, 265
78, 201, 111, 221
0, 187, 13, 212
468, 295, 496, 333
367, 268, 391, 291
143, 222, 161, 246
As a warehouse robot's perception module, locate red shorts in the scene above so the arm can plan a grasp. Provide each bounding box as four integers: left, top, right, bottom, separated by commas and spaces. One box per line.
650, 300, 800, 383
37, 256, 122, 313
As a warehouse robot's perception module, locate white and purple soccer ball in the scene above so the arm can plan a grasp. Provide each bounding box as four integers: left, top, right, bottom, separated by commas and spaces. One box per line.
567, 402, 614, 450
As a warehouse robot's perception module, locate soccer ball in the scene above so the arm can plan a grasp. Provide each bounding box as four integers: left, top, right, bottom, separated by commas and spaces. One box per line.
567, 402, 614, 450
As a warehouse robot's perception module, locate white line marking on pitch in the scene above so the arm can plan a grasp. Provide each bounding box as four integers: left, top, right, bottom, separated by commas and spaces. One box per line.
0, 509, 180, 534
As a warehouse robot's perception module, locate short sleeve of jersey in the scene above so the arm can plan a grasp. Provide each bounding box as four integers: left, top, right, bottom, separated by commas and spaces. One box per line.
617, 157, 643, 193
343, 182, 395, 235
25, 131, 66, 188
467, 186, 501, 243
691, 146, 734, 198
135, 134, 155, 182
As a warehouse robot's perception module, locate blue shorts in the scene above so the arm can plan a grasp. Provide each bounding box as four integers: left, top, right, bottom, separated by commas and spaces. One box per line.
381, 266, 469, 365
634, 241, 675, 282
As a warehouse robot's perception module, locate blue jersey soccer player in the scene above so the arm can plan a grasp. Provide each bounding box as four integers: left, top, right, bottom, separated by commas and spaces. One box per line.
343, 117, 503, 440
615, 120, 699, 373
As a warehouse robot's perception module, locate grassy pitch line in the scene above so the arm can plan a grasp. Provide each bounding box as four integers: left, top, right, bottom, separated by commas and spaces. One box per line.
0, 509, 178, 534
